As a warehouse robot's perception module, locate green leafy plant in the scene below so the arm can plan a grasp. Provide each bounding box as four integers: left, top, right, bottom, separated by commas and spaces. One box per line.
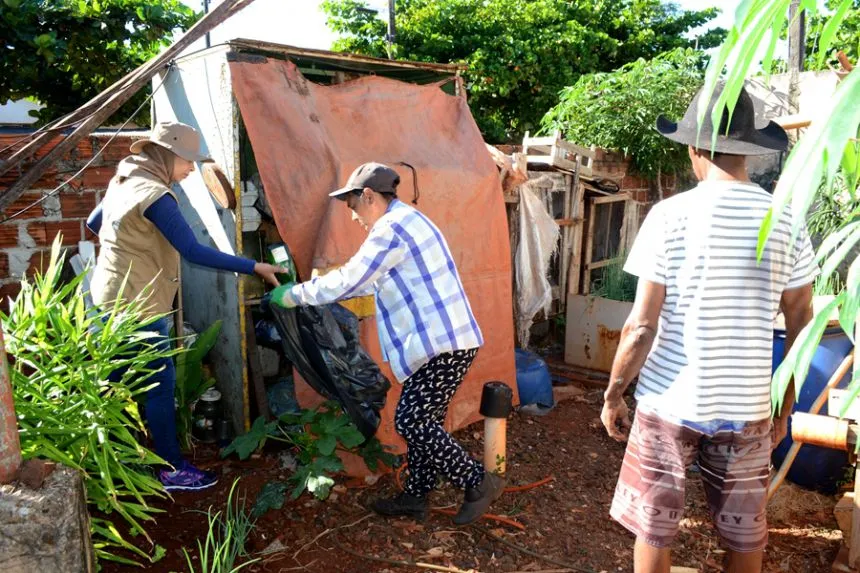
767, 0, 860, 73
222, 402, 397, 503
2, 236, 175, 565
175, 321, 222, 449
183, 479, 259, 573
250, 481, 289, 519
541, 47, 707, 177
700, 1, 860, 418
323, 0, 724, 142
591, 255, 639, 303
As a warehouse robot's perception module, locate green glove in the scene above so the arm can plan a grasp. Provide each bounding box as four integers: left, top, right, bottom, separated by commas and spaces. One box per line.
270, 282, 297, 309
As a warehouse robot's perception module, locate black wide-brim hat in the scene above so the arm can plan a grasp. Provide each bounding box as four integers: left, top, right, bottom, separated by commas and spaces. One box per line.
656, 82, 788, 156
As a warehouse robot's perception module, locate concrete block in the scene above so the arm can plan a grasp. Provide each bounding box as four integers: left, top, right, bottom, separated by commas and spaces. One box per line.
0, 465, 94, 573
836, 492, 854, 539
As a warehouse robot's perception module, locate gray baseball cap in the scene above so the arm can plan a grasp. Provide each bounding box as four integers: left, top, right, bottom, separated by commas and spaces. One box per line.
329, 162, 400, 198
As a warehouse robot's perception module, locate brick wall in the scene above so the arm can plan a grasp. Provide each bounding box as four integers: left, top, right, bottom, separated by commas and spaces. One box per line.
589, 147, 679, 204
0, 132, 146, 307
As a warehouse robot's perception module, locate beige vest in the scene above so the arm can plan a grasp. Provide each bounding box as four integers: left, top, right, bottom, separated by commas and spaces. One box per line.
90, 172, 180, 318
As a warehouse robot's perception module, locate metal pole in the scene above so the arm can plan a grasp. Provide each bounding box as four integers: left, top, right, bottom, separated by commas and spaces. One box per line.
204, 0, 211, 48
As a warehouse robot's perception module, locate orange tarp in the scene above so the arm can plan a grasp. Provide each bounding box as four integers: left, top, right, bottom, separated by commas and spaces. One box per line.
229, 57, 516, 460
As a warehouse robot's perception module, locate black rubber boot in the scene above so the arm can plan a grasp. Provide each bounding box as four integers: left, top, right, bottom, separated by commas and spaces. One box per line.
371, 492, 428, 521
453, 471, 505, 525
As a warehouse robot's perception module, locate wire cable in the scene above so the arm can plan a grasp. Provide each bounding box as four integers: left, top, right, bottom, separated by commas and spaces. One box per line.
0, 63, 174, 223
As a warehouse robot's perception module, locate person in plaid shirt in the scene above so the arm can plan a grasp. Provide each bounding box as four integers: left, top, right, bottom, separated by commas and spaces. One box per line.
271, 162, 503, 524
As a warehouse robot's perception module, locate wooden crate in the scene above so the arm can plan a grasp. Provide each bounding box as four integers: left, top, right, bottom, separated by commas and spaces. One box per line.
523, 130, 595, 177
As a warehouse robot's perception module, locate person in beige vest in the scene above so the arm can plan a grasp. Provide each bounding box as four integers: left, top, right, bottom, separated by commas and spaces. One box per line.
88, 121, 284, 491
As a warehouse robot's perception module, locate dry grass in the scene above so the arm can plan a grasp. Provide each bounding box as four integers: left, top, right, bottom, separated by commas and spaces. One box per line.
768, 481, 838, 525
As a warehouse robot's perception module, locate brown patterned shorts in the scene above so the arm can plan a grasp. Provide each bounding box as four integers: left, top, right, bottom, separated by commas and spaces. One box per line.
610, 409, 771, 552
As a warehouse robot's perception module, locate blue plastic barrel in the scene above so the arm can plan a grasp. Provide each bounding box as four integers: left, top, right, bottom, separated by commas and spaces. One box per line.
514, 349, 554, 408
771, 327, 854, 493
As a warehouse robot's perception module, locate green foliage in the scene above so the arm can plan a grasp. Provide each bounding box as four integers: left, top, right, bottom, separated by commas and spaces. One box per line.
250, 481, 288, 518
542, 48, 706, 177
0, 0, 198, 125
2, 235, 175, 564
591, 255, 639, 303
702, 1, 860, 418
183, 479, 259, 573
322, 0, 724, 142
767, 0, 860, 73
222, 402, 397, 504
175, 321, 222, 449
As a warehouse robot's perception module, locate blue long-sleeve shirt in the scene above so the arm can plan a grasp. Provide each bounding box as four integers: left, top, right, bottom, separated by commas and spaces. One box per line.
86, 195, 256, 276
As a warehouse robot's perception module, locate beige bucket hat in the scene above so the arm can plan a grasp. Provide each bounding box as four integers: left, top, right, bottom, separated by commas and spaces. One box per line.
129, 121, 212, 162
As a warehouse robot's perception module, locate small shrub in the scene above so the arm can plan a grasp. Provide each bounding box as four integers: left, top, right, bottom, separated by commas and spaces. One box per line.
2, 236, 174, 564
223, 402, 398, 503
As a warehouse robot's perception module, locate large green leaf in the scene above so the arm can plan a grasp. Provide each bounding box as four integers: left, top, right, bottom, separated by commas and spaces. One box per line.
816, 0, 854, 69
762, 67, 860, 257
221, 417, 276, 461
251, 481, 288, 519
841, 256, 860, 341
772, 293, 843, 413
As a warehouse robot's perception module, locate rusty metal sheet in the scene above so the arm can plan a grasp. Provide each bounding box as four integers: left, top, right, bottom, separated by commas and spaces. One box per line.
229, 58, 517, 458
565, 294, 632, 373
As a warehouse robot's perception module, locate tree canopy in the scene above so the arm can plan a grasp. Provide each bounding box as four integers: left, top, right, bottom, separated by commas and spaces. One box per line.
541, 48, 706, 177
322, 0, 724, 142
0, 0, 198, 125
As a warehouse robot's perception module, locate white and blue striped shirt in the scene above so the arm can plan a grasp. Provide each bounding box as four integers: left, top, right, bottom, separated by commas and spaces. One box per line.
284, 199, 483, 382
626, 181, 818, 422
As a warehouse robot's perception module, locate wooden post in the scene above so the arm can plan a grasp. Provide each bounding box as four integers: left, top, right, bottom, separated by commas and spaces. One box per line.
0, 329, 21, 484
567, 181, 585, 296
788, 0, 807, 74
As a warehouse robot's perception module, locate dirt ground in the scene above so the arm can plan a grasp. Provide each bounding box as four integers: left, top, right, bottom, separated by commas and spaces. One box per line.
102, 389, 843, 573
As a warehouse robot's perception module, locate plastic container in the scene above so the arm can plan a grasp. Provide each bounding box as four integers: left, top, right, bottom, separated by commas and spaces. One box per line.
514, 349, 554, 408
267, 243, 297, 284
771, 327, 854, 493
192, 388, 222, 444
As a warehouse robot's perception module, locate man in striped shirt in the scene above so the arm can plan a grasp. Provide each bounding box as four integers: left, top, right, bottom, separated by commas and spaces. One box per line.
601, 84, 816, 573
272, 162, 504, 525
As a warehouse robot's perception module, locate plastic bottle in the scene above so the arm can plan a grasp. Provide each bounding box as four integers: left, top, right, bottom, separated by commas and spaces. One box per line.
267, 243, 297, 284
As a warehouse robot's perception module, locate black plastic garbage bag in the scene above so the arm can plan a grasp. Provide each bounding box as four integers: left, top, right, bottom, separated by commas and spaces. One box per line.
267, 301, 390, 439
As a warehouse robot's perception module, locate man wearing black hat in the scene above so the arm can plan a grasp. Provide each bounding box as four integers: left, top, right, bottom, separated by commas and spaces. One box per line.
600, 84, 817, 572
270, 162, 504, 525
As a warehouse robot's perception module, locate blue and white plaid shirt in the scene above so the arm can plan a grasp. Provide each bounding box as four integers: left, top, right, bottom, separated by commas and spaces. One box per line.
284, 199, 483, 382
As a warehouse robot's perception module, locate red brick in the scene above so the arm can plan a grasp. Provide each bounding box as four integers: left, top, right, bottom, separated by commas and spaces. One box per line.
60, 192, 97, 219
26, 250, 53, 277
0, 252, 8, 279
0, 282, 21, 313
83, 226, 99, 243
80, 166, 115, 190
93, 135, 139, 162
0, 165, 58, 191
28, 221, 81, 247
2, 192, 44, 219
75, 138, 95, 160
0, 225, 20, 249
31, 135, 63, 159
621, 175, 646, 190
